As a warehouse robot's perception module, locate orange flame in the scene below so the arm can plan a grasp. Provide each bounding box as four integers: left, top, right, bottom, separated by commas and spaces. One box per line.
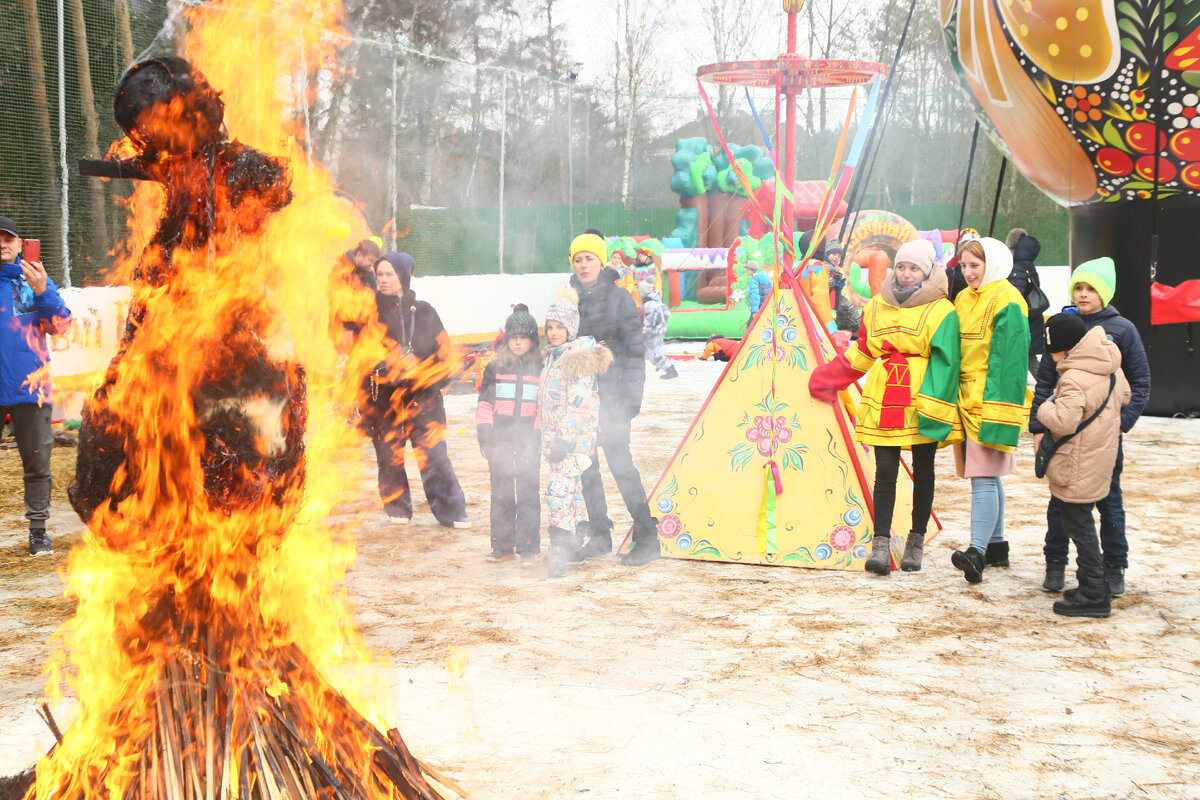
32, 2, 454, 797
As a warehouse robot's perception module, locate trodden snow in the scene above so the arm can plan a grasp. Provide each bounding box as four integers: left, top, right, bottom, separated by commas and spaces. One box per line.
2, 349, 1198, 799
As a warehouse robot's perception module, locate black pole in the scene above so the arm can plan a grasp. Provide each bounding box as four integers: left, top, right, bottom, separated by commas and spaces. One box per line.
987, 157, 1007, 238
956, 121, 980, 235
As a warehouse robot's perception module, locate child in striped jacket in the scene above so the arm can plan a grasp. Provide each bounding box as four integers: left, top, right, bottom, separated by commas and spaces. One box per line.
476, 304, 543, 563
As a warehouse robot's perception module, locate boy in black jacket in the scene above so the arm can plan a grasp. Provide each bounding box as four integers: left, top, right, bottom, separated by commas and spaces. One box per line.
1028, 257, 1151, 597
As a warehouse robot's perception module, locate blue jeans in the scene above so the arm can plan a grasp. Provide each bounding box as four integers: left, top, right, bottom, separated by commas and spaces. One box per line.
1044, 437, 1126, 568
969, 476, 1006, 553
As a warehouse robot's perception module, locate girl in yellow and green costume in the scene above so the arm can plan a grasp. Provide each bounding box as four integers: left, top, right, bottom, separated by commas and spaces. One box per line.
949, 236, 1032, 584
809, 238, 962, 576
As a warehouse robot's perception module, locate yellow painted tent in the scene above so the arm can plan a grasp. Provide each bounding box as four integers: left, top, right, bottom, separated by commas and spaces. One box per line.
642, 276, 938, 570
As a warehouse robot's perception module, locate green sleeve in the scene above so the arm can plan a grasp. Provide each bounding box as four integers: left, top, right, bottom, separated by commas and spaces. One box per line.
916, 309, 961, 441
979, 301, 1032, 447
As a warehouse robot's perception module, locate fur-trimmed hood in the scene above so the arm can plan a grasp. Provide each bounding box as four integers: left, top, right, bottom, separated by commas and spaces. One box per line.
559, 337, 613, 379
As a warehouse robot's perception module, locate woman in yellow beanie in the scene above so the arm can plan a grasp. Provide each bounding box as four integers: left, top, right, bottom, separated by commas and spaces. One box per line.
566, 232, 660, 566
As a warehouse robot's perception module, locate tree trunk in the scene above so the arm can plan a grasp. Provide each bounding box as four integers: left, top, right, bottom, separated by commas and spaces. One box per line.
114, 0, 134, 66
620, 92, 636, 206
68, 0, 109, 255
18, 0, 63, 268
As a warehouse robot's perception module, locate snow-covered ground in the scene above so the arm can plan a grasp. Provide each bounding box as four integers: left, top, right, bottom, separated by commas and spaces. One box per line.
3, 351, 1199, 799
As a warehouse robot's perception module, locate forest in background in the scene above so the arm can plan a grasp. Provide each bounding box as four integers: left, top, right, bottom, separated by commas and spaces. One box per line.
0, 0, 1068, 284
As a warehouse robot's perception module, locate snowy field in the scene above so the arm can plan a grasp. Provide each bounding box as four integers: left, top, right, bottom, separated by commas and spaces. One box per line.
2, 351, 1199, 799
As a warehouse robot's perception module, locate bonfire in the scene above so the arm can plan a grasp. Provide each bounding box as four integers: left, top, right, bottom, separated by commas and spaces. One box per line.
14, 3, 459, 799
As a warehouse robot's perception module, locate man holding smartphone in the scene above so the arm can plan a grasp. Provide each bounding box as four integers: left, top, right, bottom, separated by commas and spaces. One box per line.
0, 215, 72, 555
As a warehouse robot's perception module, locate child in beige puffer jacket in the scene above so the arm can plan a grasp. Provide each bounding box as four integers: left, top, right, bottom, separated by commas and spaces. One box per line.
1036, 313, 1131, 619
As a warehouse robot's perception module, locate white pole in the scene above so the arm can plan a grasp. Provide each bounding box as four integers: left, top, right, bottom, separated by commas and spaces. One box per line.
56, 0, 71, 286
567, 84, 574, 239
498, 71, 507, 275
389, 51, 399, 250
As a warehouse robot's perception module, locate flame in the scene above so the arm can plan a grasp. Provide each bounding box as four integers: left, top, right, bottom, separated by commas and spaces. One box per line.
32, 1, 454, 798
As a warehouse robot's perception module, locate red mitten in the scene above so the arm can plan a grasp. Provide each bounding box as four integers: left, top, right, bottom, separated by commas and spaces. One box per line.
809, 352, 865, 403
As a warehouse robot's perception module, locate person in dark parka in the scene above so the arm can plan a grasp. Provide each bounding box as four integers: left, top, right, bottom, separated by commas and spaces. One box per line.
364, 252, 469, 527
567, 233, 660, 566
1006, 228, 1047, 373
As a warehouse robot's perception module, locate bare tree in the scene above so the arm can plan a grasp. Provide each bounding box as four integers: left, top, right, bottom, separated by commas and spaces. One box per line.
17, 0, 63, 265
687, 0, 773, 122
611, 0, 669, 206
68, 0, 109, 246
801, 0, 869, 133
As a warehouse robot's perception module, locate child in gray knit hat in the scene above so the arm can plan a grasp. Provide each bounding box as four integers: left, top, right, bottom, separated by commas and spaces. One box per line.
537, 288, 612, 577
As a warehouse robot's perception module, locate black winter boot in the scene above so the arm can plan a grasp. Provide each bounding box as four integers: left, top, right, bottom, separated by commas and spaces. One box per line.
660, 364, 679, 380
546, 527, 570, 578
1054, 578, 1111, 618
620, 517, 661, 566
1042, 558, 1067, 593
1104, 564, 1126, 598
984, 541, 1010, 567
900, 531, 924, 572
864, 535, 891, 575
951, 547, 985, 584
579, 520, 613, 559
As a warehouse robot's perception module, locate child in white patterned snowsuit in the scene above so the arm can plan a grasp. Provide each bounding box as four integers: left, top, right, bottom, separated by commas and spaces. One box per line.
538, 288, 612, 577
638, 279, 676, 379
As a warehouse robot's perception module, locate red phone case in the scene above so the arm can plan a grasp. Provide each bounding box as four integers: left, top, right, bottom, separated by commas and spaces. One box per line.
23, 239, 40, 262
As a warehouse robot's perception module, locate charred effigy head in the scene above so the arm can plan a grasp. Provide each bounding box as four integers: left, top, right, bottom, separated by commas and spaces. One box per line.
114, 57, 226, 157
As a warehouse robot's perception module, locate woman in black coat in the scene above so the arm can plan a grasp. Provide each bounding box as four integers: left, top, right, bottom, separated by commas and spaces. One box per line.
567, 233, 659, 566
362, 252, 469, 527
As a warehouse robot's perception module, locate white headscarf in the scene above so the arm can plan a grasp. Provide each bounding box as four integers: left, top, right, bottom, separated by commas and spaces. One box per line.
976, 236, 1014, 287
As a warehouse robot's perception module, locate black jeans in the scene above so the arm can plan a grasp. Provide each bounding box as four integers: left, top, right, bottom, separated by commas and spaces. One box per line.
1060, 500, 1106, 596
581, 404, 654, 542
1, 404, 53, 528
872, 442, 937, 538
487, 424, 541, 554
367, 388, 466, 524
1044, 437, 1126, 567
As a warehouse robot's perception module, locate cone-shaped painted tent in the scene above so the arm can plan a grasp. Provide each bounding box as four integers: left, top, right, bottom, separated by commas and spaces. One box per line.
645, 275, 937, 569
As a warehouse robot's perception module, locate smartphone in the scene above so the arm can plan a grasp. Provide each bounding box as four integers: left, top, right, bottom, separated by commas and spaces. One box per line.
22, 239, 40, 263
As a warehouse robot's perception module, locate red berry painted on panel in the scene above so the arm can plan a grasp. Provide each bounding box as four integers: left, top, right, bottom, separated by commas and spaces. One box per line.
1170, 130, 1200, 161
1126, 122, 1167, 154
1134, 155, 1178, 182
1096, 147, 1134, 176
1181, 162, 1200, 190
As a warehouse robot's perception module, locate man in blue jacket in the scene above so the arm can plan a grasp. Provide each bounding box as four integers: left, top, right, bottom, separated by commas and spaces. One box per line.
0, 216, 73, 555
1028, 256, 1150, 597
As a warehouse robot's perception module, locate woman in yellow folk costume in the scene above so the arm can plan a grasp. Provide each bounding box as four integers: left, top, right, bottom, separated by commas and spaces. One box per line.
950, 236, 1031, 584
809, 239, 962, 576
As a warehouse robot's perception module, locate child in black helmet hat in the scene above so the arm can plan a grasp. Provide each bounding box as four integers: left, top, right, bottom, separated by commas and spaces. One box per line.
476, 304, 544, 563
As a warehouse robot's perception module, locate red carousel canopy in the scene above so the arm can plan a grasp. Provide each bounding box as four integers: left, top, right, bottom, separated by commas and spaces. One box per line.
697, 55, 886, 92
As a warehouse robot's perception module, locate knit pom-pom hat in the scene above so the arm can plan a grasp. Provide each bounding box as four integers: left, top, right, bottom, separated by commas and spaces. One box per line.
503, 303, 539, 340
545, 287, 580, 340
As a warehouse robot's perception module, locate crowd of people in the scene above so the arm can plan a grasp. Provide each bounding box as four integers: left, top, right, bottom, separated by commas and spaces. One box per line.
3, 209, 1153, 617
810, 231, 1149, 619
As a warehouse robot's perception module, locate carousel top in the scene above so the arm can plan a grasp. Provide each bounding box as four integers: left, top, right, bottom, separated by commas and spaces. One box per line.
697, 55, 886, 92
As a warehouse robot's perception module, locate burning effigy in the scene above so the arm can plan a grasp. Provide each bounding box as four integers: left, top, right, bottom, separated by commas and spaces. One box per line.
17, 4, 457, 800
